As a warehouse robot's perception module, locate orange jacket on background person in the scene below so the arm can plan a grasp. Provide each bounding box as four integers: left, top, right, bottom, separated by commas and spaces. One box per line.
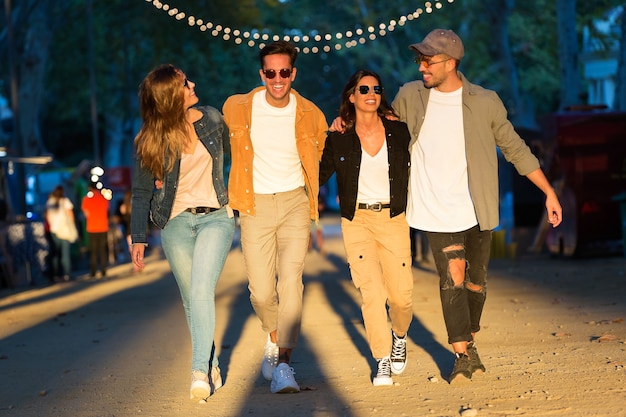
81, 188, 110, 233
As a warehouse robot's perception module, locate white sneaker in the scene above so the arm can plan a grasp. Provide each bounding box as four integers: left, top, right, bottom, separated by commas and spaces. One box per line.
261, 335, 279, 381
270, 363, 300, 393
373, 356, 393, 386
390, 332, 407, 375
190, 370, 210, 401
209, 366, 223, 393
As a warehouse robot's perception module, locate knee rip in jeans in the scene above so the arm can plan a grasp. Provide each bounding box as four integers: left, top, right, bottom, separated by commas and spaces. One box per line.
442, 244, 466, 289
440, 245, 485, 294
465, 281, 484, 294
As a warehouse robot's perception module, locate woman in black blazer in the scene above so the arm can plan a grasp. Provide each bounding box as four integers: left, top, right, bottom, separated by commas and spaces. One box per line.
320, 70, 413, 387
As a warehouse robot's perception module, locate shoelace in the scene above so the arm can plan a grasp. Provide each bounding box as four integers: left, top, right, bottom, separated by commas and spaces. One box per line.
391, 336, 406, 361
278, 365, 296, 378
377, 358, 392, 376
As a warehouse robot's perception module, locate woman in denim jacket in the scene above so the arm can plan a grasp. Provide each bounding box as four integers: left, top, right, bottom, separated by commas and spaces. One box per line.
130, 64, 234, 402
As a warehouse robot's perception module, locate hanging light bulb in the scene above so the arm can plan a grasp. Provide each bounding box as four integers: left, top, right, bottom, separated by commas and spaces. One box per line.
145, 0, 455, 54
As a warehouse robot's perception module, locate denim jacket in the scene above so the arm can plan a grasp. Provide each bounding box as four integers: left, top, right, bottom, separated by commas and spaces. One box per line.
130, 106, 230, 244
319, 118, 411, 221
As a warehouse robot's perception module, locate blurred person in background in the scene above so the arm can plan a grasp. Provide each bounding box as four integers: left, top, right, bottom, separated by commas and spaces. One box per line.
45, 185, 77, 281
81, 183, 110, 278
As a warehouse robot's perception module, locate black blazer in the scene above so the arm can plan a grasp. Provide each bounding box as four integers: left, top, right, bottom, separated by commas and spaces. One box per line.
320, 118, 411, 220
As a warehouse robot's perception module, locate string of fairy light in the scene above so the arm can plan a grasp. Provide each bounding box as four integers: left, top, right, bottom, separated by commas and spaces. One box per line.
145, 0, 456, 54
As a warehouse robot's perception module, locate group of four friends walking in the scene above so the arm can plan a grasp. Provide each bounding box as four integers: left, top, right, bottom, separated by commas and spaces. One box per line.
129, 28, 563, 402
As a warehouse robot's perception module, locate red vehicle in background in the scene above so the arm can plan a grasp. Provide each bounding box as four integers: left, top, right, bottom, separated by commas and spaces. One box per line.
544, 107, 626, 256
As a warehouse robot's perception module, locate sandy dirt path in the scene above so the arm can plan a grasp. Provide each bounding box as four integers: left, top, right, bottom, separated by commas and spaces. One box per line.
1, 215, 625, 417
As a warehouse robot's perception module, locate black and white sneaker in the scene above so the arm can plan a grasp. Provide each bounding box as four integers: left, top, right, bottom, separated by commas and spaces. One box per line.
390, 332, 407, 375
373, 356, 393, 386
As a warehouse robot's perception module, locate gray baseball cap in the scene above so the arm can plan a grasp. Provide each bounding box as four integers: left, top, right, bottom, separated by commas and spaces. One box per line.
409, 29, 464, 60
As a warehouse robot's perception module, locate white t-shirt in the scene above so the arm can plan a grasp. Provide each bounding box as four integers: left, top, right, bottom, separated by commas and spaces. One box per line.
250, 91, 304, 194
357, 140, 390, 203
170, 143, 219, 219
406, 87, 478, 232
46, 196, 74, 234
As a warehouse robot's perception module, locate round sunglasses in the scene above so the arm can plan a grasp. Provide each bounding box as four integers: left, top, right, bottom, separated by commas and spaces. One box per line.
262, 68, 293, 79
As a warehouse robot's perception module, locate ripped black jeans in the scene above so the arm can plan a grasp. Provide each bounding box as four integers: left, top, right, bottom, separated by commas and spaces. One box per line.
426, 225, 492, 345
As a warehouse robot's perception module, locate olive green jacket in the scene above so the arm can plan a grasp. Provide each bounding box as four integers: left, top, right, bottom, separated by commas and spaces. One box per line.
392, 72, 540, 231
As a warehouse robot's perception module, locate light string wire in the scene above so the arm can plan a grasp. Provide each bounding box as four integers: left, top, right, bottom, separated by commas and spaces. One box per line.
145, 0, 456, 54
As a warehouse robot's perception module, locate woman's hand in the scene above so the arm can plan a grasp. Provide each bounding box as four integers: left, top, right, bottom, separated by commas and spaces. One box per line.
131, 244, 146, 271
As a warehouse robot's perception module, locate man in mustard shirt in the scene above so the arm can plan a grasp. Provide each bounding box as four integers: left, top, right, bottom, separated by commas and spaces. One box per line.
223, 40, 328, 394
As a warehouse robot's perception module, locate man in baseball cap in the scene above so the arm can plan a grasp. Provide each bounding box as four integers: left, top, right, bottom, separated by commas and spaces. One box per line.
391, 29, 563, 385
409, 28, 465, 61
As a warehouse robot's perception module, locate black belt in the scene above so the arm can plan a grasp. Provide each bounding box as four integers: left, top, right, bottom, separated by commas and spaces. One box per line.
357, 202, 391, 212
185, 207, 219, 214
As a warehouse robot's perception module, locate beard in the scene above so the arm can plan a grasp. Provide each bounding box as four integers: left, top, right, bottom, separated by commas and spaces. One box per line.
423, 75, 442, 89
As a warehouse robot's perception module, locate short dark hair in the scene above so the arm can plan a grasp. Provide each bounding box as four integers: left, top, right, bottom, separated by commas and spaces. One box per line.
259, 40, 298, 69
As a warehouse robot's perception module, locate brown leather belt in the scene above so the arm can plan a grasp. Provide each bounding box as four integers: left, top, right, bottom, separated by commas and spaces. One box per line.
357, 202, 391, 212
185, 207, 219, 215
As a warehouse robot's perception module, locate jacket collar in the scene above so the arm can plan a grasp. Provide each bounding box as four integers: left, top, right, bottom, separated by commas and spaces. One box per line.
233, 85, 314, 111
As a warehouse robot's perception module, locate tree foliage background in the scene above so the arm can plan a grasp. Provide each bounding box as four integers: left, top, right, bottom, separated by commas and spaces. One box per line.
0, 0, 624, 186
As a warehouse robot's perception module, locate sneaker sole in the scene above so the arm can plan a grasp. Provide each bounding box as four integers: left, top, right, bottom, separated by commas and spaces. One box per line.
372, 377, 394, 386
190, 386, 211, 401
449, 373, 472, 385
271, 386, 300, 394
471, 366, 486, 375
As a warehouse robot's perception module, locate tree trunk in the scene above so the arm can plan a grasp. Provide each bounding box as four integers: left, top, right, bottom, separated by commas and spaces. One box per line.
557, 0, 583, 109
615, 7, 626, 111
483, 0, 540, 129
18, 0, 52, 157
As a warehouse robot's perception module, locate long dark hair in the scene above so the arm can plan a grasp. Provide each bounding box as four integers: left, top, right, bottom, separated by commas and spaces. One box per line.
339, 70, 398, 131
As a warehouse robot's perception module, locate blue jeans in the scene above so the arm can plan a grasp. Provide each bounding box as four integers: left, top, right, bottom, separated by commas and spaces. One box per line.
161, 207, 235, 374
426, 225, 491, 345
50, 233, 72, 277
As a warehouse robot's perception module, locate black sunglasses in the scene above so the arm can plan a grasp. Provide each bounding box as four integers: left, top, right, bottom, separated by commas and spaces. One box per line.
357, 85, 383, 95
183, 78, 190, 88
263, 68, 293, 79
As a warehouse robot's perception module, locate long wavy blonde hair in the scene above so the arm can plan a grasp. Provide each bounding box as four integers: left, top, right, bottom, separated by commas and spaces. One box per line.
134, 64, 189, 180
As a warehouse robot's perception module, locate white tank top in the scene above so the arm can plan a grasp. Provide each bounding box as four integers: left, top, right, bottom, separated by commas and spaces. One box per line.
357, 140, 390, 204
